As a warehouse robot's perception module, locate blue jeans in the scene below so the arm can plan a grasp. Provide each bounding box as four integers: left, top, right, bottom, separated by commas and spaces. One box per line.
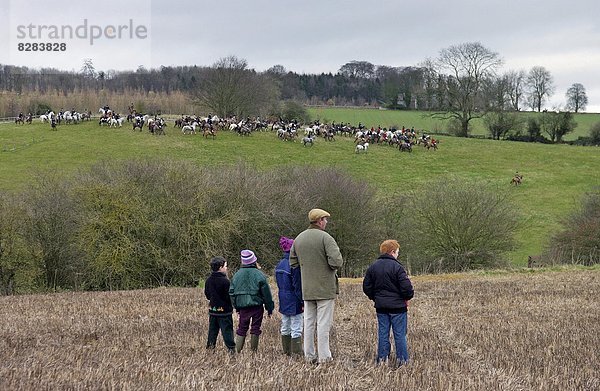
280, 313, 304, 339
376, 312, 408, 364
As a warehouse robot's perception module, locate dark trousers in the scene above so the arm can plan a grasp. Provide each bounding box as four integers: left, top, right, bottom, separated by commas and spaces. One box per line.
207, 314, 235, 351
236, 305, 264, 336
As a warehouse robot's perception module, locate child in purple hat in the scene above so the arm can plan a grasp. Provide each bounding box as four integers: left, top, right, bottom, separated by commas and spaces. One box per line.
229, 249, 275, 353
275, 236, 303, 356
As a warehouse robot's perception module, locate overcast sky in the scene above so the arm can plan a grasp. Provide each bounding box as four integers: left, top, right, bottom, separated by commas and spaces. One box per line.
2, 0, 599, 111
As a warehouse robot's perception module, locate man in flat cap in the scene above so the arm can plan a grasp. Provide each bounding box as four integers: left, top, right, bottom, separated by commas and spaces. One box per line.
289, 208, 344, 364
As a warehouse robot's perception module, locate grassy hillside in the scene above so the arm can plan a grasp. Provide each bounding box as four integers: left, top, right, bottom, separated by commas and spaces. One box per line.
1, 120, 599, 265
308, 107, 600, 140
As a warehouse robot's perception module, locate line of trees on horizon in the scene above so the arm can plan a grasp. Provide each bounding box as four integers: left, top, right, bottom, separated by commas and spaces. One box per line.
0, 42, 590, 139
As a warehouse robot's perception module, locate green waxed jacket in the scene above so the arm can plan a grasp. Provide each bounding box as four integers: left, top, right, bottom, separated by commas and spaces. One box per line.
289, 226, 344, 300
229, 265, 275, 313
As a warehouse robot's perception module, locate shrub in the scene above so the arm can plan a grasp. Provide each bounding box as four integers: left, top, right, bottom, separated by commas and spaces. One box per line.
484, 111, 522, 140
589, 122, 600, 145
447, 118, 470, 137
21, 173, 85, 291
0, 193, 32, 295
10, 160, 383, 291
505, 134, 552, 144
540, 111, 577, 142
545, 189, 600, 265
569, 136, 594, 146
75, 160, 246, 290
28, 101, 53, 115
278, 100, 311, 123
527, 118, 541, 140
273, 166, 383, 276
397, 178, 519, 273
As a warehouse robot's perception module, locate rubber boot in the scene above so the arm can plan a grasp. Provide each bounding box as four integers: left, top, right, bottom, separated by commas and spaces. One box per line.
281, 335, 292, 355
250, 335, 260, 352
291, 337, 303, 356
235, 335, 246, 353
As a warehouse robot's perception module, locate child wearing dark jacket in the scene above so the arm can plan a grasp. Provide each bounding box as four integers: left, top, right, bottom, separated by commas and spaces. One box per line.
204, 256, 235, 353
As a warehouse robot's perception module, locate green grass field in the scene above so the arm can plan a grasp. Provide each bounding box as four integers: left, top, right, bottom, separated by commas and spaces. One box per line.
308, 107, 600, 140
1, 117, 599, 266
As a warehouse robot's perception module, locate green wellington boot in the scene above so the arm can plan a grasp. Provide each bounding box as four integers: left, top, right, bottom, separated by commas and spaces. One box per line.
281, 335, 292, 356
235, 335, 246, 353
291, 337, 303, 356
250, 335, 260, 352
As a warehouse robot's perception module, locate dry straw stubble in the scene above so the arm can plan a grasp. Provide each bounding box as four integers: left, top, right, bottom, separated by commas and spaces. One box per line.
1, 269, 598, 390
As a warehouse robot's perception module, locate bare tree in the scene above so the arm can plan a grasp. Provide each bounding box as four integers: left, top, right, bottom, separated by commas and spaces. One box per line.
338, 61, 376, 79
425, 42, 503, 136
481, 74, 512, 111
565, 83, 588, 113
266, 64, 287, 76
505, 70, 526, 111
196, 56, 278, 118
80, 58, 96, 79
526, 66, 555, 112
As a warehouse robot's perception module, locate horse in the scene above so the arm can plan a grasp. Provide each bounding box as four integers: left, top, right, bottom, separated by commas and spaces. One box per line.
426, 140, 438, 151
99, 108, 112, 117
109, 118, 124, 128
182, 122, 197, 135
15, 116, 24, 125
302, 136, 314, 147
355, 142, 369, 153
237, 126, 252, 136
281, 131, 295, 141
399, 142, 412, 153
354, 131, 364, 142
133, 119, 145, 131
150, 119, 166, 135
202, 128, 216, 139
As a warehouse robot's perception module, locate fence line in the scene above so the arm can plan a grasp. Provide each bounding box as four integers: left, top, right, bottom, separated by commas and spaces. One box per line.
0, 117, 19, 123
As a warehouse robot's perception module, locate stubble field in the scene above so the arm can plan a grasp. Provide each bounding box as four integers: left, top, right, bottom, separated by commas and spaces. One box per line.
1, 267, 598, 390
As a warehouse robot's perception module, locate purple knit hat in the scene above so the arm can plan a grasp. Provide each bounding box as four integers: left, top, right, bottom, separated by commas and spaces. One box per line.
240, 249, 257, 265
279, 236, 294, 252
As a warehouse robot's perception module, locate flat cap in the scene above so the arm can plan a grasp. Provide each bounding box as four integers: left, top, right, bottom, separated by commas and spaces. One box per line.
308, 208, 331, 222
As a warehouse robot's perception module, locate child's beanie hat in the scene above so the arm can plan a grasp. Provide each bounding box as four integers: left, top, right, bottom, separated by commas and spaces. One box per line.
241, 249, 257, 265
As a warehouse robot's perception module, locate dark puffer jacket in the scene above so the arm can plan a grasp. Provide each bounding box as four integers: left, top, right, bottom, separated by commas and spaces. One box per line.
362, 254, 414, 313
229, 264, 275, 314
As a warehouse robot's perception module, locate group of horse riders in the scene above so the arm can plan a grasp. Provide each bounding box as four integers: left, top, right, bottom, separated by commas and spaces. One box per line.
15, 112, 33, 124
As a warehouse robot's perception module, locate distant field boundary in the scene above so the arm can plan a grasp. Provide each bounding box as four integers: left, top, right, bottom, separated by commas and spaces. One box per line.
0, 117, 19, 123
305, 104, 383, 110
